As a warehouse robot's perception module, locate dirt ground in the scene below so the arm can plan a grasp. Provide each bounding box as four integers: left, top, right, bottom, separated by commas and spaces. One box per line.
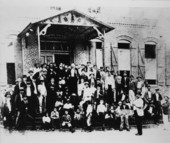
0, 124, 170, 143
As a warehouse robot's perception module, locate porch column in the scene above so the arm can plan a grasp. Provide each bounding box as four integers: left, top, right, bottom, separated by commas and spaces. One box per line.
37, 26, 41, 61
102, 30, 106, 68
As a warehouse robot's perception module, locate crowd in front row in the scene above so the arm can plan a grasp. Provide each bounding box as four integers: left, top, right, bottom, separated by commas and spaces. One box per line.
1, 62, 169, 134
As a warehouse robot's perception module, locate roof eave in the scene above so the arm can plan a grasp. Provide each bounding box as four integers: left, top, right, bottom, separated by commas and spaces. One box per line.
17, 23, 34, 38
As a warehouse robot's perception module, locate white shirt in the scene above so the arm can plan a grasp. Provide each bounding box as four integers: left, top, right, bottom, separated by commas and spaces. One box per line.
97, 104, 107, 113
83, 88, 93, 101
63, 103, 73, 109
148, 91, 152, 99
105, 75, 115, 89
26, 85, 31, 97
137, 81, 143, 89
42, 116, 51, 123
129, 90, 135, 102
78, 83, 85, 96
71, 69, 75, 77
116, 76, 122, 84
100, 71, 106, 81
89, 87, 96, 95
6, 99, 11, 112
156, 93, 159, 101
38, 84, 47, 97
86, 104, 93, 116
133, 98, 144, 116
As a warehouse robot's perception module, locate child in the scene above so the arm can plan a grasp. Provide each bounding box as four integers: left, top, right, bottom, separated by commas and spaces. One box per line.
42, 112, 51, 130
61, 110, 74, 132
96, 99, 107, 130
51, 107, 60, 130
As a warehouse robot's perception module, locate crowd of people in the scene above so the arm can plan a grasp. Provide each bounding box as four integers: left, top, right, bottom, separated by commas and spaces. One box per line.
1, 62, 169, 134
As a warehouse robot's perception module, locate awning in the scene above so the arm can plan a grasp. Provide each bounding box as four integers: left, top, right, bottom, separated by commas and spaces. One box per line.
18, 9, 114, 40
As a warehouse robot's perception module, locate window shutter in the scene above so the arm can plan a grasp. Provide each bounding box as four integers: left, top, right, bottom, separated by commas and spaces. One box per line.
157, 43, 165, 85
111, 45, 118, 72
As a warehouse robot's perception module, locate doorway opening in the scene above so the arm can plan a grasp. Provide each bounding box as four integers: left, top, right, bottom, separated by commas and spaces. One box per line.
55, 54, 70, 66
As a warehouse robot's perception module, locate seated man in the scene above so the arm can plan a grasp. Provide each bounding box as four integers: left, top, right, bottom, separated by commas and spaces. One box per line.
63, 99, 74, 118
74, 108, 84, 128
61, 110, 74, 132
51, 107, 60, 130
42, 112, 51, 130
96, 99, 107, 130
119, 101, 130, 131
143, 85, 155, 118
105, 105, 115, 128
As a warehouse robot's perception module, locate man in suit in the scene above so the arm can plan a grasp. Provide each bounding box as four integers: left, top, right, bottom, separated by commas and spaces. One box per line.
15, 88, 28, 130
121, 71, 129, 96
105, 70, 115, 105
68, 63, 78, 95
153, 88, 162, 125
115, 71, 122, 104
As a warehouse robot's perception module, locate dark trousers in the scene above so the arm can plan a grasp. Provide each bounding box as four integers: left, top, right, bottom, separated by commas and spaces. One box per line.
98, 112, 105, 126
134, 111, 143, 135
106, 85, 114, 105
116, 84, 122, 103
154, 102, 162, 124
3, 114, 13, 128
51, 119, 60, 129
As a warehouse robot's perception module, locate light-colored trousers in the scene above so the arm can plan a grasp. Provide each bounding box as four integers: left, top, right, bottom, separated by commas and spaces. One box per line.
163, 114, 170, 130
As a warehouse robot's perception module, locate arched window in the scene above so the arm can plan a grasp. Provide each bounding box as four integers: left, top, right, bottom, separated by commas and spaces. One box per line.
118, 40, 130, 49
145, 41, 156, 59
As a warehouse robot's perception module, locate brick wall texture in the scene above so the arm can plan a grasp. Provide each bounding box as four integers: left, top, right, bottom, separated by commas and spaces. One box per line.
22, 32, 39, 74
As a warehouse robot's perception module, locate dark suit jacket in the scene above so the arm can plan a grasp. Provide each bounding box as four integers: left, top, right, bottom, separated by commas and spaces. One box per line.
144, 91, 154, 104
96, 70, 101, 80
121, 77, 130, 90
120, 104, 130, 110
153, 93, 162, 103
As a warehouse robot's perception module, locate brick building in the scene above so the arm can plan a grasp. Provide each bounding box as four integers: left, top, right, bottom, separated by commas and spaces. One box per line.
1, 9, 170, 95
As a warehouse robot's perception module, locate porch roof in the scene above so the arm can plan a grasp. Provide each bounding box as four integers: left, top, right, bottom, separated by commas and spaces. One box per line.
18, 9, 114, 40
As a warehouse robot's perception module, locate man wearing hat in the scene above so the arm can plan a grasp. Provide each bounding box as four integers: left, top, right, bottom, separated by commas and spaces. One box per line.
133, 91, 144, 136
153, 88, 162, 125
15, 87, 27, 129
13, 78, 22, 98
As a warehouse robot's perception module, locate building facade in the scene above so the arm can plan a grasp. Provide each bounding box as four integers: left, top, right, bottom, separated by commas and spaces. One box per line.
1, 9, 170, 95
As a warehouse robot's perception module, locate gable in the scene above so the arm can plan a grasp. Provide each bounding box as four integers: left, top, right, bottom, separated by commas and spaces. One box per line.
40, 11, 98, 27
18, 10, 114, 39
